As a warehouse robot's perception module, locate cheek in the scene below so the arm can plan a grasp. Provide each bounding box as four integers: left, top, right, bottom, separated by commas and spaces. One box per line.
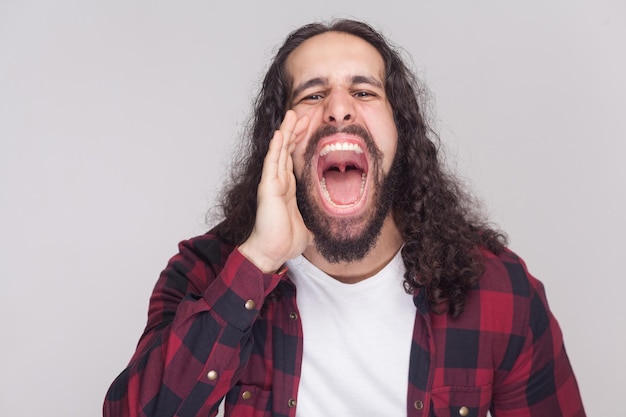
382, 133, 399, 172
361, 108, 398, 169
291, 107, 323, 179
292, 104, 320, 121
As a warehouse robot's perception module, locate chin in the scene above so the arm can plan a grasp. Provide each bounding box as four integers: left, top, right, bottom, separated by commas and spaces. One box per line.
297, 181, 391, 264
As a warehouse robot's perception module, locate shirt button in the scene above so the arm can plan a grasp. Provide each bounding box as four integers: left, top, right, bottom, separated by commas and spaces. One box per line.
242, 391, 252, 400
288, 398, 297, 407
206, 370, 218, 381
289, 312, 298, 320
459, 406, 469, 416
244, 300, 256, 310
414, 400, 424, 410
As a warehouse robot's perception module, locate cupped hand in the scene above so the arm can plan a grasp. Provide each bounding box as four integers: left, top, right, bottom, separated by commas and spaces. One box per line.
238, 110, 312, 273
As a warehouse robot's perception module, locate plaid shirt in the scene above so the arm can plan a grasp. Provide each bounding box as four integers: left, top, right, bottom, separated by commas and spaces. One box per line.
104, 230, 585, 417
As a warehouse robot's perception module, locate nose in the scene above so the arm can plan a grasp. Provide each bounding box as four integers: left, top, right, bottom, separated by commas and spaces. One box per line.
323, 90, 355, 126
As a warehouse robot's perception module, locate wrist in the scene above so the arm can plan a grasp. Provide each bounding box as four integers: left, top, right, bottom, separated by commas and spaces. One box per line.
237, 242, 283, 274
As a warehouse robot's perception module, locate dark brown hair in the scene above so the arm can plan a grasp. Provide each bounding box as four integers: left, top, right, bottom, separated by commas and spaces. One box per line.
215, 19, 506, 317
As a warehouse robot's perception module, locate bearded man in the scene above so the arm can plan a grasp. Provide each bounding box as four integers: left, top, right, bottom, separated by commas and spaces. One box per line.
104, 19, 585, 417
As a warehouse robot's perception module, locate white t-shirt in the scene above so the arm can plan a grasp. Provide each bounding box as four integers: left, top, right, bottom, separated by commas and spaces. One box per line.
285, 250, 415, 417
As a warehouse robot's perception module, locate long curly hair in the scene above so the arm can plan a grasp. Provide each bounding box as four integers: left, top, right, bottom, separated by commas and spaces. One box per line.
215, 19, 506, 317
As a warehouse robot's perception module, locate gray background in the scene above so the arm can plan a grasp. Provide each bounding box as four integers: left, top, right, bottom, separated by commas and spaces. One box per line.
1, 0, 624, 415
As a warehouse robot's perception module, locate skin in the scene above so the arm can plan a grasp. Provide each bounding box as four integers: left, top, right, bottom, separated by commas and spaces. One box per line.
239, 32, 403, 283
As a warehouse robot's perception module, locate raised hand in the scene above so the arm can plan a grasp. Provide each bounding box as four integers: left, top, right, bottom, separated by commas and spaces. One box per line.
238, 110, 312, 273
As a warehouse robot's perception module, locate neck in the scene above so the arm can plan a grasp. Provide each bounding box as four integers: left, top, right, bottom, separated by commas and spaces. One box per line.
302, 215, 403, 284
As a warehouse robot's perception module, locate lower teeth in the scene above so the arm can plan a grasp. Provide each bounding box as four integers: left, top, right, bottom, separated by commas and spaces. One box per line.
320, 172, 366, 207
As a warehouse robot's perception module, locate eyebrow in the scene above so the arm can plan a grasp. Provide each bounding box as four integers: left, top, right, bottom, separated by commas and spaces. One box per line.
291, 77, 328, 102
351, 75, 383, 89
291, 75, 384, 101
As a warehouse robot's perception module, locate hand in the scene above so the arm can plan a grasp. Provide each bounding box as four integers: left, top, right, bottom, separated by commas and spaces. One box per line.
238, 110, 312, 273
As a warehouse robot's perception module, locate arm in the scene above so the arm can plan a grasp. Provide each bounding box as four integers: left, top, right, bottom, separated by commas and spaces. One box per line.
104, 239, 284, 417
104, 111, 311, 417
491, 256, 586, 417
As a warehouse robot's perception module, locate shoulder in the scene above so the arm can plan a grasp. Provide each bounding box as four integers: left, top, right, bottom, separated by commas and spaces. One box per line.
476, 247, 544, 299
430, 247, 550, 335
459, 247, 552, 339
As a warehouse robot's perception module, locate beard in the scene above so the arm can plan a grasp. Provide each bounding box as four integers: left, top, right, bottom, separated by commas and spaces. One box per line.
296, 124, 403, 263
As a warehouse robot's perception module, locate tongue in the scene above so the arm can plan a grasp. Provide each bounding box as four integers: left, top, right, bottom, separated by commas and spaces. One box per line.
323, 170, 363, 205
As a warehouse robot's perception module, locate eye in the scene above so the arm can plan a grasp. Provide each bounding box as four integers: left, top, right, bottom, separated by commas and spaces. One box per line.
353, 90, 377, 99
302, 93, 324, 101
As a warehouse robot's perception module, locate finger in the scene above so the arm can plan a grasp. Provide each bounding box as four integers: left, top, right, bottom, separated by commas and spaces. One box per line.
278, 111, 301, 172
288, 115, 310, 154
285, 145, 294, 175
263, 130, 284, 179
279, 110, 298, 144
278, 131, 290, 175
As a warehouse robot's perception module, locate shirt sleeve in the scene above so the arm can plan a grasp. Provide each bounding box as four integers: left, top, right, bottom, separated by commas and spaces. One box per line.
103, 235, 284, 417
491, 256, 586, 417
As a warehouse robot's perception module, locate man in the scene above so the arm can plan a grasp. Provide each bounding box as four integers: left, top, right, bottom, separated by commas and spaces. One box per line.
104, 19, 585, 417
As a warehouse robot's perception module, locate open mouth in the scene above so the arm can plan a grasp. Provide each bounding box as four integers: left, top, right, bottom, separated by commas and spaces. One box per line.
316, 139, 369, 210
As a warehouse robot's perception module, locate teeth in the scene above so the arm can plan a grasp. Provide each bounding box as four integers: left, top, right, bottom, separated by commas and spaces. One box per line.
320, 172, 366, 208
319, 142, 364, 157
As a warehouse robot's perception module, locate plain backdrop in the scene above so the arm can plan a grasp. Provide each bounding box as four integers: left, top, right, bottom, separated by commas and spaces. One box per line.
1, 1, 624, 416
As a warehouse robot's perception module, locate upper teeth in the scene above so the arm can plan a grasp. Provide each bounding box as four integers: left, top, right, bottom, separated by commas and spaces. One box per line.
319, 142, 364, 156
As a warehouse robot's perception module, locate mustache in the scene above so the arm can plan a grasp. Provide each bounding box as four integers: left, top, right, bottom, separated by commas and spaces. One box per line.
303, 124, 381, 161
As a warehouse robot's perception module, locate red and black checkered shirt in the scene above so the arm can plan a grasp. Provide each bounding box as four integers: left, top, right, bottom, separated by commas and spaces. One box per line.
104, 230, 585, 417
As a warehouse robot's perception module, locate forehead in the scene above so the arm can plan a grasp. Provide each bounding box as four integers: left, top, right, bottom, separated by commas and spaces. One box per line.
286, 32, 385, 87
